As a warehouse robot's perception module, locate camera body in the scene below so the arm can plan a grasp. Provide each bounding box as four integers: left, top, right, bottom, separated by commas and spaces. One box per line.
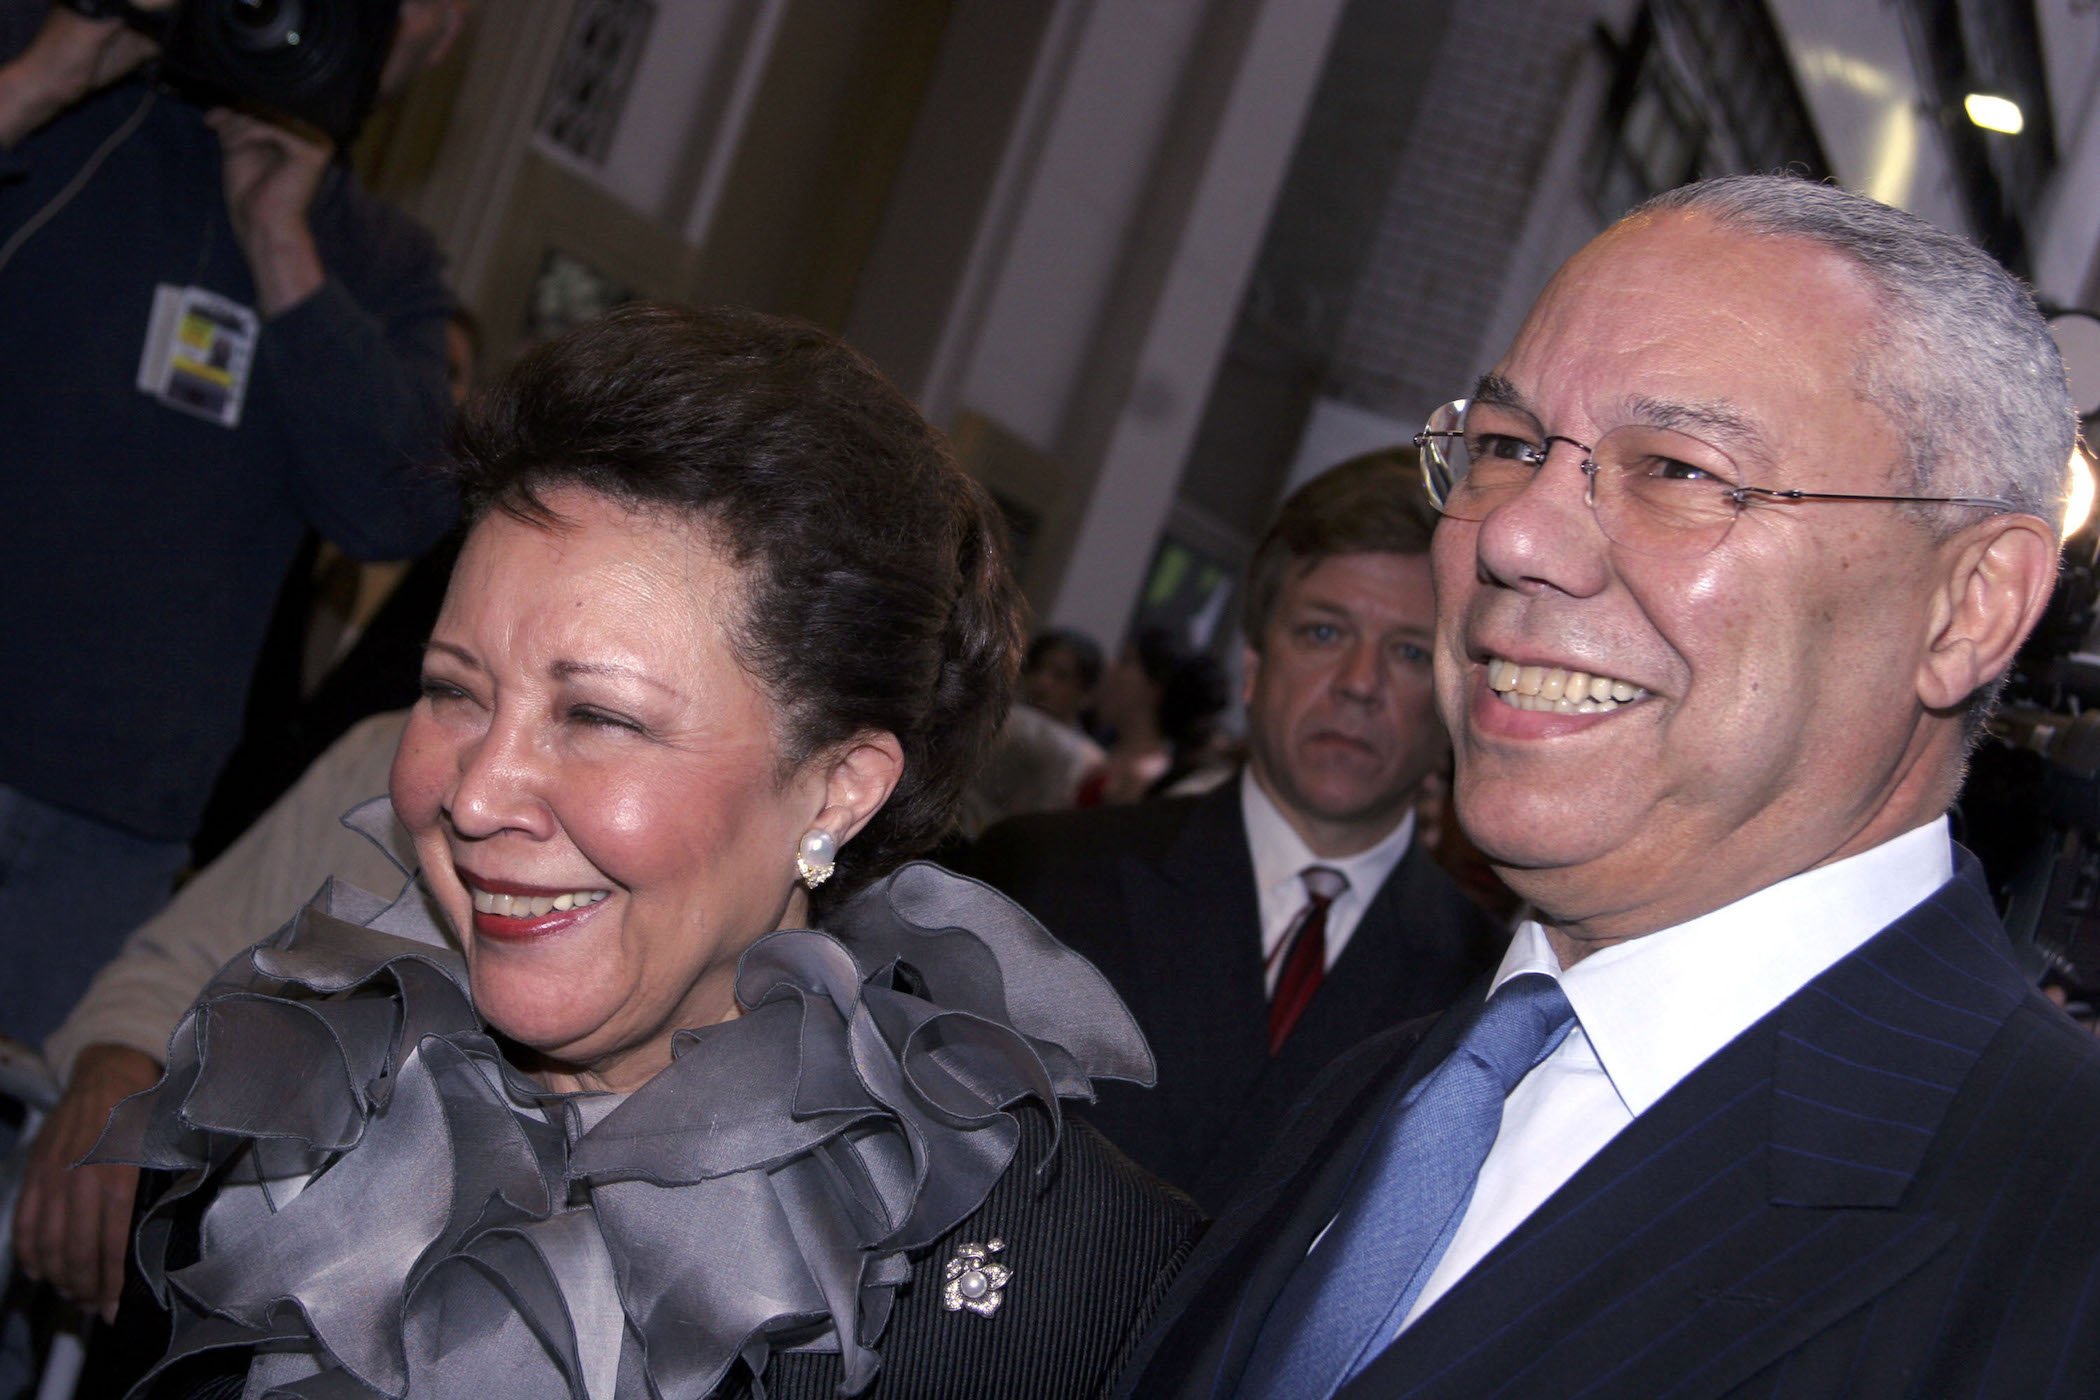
63, 0, 403, 145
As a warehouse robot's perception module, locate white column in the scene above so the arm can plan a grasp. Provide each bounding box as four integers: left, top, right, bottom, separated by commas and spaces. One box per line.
1041, 0, 1347, 640
950, 0, 1219, 452
2033, 0, 2100, 306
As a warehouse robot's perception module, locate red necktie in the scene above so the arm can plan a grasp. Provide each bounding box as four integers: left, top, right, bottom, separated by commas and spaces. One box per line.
1268, 865, 1348, 1055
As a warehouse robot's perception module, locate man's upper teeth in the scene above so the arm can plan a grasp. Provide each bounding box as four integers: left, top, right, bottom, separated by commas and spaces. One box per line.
1486, 657, 1646, 714
471, 888, 609, 917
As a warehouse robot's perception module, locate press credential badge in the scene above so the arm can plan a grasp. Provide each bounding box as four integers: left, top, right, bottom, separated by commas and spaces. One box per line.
137, 284, 258, 428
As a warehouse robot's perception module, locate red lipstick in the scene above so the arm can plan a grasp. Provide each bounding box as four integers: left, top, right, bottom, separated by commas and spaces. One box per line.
457, 868, 610, 944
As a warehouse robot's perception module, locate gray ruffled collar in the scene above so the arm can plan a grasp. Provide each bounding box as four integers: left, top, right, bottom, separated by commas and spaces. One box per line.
101, 830, 1153, 1400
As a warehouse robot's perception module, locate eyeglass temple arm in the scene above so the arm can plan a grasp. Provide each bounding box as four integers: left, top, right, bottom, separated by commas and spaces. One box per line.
1411, 432, 2023, 515
1733, 486, 2019, 511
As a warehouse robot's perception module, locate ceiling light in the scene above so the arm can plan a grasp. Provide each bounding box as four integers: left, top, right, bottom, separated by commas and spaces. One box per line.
1964, 93, 2024, 135
2065, 443, 2096, 541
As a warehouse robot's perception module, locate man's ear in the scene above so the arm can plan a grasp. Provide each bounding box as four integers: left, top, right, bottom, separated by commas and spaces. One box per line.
1917, 513, 2060, 711
812, 731, 906, 848
1241, 641, 1262, 709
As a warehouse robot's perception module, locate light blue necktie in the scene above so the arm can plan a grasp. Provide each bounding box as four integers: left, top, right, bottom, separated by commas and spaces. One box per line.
1236, 971, 1578, 1399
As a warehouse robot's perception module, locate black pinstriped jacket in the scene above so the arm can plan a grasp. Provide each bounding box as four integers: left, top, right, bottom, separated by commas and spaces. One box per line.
1124, 854, 2100, 1399
746, 1108, 1200, 1400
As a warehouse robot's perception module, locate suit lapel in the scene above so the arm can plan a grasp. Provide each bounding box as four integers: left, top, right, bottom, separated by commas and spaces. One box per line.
1187, 844, 1494, 1204
1342, 1022, 1960, 1399
1126, 1003, 1477, 1397
1764, 864, 2024, 1206
1341, 860, 2028, 1399
1115, 786, 1269, 1135
1278, 842, 1493, 1076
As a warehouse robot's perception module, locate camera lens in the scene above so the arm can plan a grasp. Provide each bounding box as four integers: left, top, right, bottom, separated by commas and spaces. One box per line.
169, 0, 383, 140
222, 0, 304, 52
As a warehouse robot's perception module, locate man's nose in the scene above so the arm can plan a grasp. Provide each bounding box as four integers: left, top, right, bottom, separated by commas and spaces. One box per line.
1472, 443, 1612, 598
1334, 636, 1384, 699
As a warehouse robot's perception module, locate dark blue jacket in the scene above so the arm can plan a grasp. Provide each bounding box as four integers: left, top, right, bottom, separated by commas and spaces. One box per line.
1123, 855, 2100, 1399
0, 1, 455, 840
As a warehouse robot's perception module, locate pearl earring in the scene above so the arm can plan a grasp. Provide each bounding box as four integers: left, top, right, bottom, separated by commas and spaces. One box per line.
796, 829, 838, 889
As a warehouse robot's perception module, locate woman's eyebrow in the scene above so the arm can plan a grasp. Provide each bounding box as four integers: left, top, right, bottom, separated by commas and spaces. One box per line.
422, 639, 479, 668
550, 658, 677, 696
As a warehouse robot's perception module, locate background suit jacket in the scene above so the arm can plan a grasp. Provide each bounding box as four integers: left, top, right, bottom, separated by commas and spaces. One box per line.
1123, 855, 2100, 1399
969, 781, 1500, 1211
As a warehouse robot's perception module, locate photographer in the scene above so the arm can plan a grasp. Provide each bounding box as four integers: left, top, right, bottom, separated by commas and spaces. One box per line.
0, 0, 464, 1073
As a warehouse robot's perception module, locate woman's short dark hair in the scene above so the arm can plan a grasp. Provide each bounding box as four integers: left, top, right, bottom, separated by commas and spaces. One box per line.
447, 303, 1022, 906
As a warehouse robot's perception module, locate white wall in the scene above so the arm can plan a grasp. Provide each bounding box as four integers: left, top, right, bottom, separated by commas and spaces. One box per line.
954, 1, 1215, 454
605, 1, 749, 220
1284, 397, 1414, 495
2034, 0, 2100, 306
1768, 0, 1968, 236
528, 0, 781, 234
1027, 0, 1351, 641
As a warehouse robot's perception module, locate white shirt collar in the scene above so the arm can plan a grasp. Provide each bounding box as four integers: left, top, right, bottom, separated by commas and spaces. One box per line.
1494, 817, 1954, 1117
1242, 769, 1416, 971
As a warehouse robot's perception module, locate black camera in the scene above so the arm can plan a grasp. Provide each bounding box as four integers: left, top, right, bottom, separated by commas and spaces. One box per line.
62, 0, 403, 145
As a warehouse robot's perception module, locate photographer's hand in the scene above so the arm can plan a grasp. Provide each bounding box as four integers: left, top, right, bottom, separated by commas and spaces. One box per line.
0, 1, 166, 146
206, 107, 330, 316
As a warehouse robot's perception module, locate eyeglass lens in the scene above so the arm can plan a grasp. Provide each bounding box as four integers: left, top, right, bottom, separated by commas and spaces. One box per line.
1421, 400, 1746, 557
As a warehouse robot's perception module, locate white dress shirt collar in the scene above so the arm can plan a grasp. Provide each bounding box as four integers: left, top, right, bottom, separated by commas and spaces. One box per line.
1493, 816, 1954, 1117
1242, 769, 1417, 982
1398, 818, 1955, 1329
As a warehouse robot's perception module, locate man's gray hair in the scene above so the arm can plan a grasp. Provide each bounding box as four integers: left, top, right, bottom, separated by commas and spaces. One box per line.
1632, 175, 2077, 532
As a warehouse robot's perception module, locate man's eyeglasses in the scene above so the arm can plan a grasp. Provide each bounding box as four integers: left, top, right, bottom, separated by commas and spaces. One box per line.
1413, 398, 2018, 559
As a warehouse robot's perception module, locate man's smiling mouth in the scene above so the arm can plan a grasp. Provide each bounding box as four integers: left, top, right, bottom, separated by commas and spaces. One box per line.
1486, 656, 1649, 714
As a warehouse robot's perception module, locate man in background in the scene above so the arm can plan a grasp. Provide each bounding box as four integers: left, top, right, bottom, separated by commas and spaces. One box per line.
15, 713, 423, 1319
973, 452, 1500, 1211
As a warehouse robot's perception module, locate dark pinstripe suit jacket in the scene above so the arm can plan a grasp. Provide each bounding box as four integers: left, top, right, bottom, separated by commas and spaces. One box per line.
738, 1111, 1201, 1400
1121, 853, 2100, 1399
